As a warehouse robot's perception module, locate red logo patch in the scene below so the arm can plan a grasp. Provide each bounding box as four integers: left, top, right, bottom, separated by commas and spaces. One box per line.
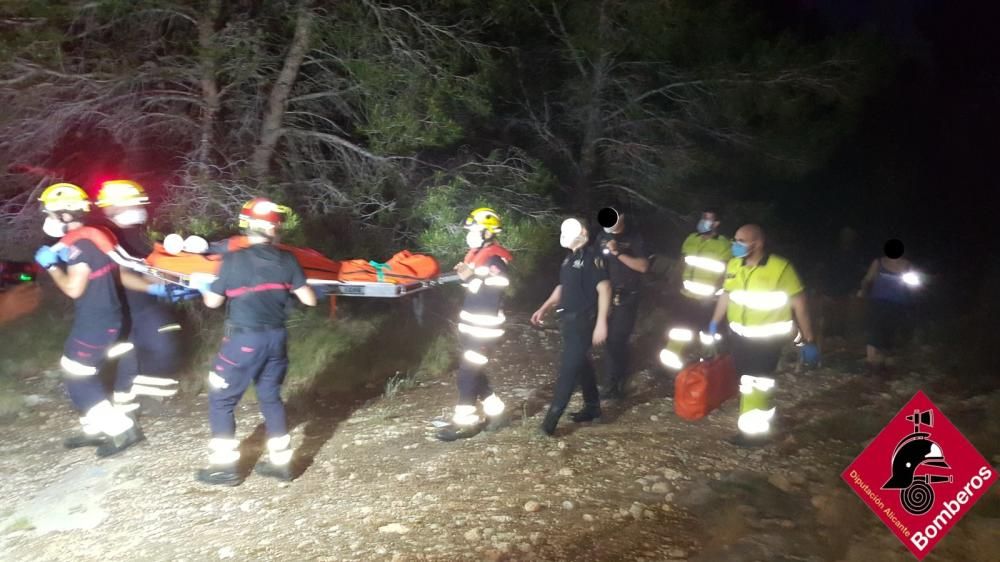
842, 391, 996, 559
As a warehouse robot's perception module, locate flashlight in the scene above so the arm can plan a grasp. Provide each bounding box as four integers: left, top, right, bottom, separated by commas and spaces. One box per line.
902, 272, 921, 287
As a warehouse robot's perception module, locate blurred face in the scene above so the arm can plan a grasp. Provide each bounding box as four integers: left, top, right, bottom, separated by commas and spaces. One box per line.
560, 218, 588, 250
42, 212, 68, 238
697, 212, 719, 234
105, 204, 148, 227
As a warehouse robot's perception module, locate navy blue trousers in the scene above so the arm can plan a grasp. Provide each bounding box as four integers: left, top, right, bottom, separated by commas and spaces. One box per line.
62, 322, 120, 412
114, 305, 182, 393
209, 328, 289, 438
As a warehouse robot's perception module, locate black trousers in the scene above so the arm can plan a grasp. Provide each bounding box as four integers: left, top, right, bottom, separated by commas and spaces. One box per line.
604, 290, 639, 391
730, 334, 785, 376
456, 334, 495, 405
548, 313, 601, 420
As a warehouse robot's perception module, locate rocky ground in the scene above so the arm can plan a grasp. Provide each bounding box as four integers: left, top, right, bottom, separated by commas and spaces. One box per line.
0, 315, 997, 562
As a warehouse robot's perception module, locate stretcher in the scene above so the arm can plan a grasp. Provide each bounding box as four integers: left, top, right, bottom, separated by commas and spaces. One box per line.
110, 241, 462, 299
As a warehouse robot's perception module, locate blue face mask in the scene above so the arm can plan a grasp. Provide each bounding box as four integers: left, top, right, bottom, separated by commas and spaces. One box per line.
696, 219, 714, 234
732, 241, 749, 258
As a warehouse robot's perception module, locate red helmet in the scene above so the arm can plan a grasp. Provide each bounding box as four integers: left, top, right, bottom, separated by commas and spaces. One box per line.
238, 197, 288, 231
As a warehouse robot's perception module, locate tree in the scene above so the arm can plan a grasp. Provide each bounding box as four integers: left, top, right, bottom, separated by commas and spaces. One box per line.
489, 0, 875, 218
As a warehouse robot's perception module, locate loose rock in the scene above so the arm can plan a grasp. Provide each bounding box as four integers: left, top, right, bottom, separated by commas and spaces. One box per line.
379, 523, 411, 535
651, 482, 670, 494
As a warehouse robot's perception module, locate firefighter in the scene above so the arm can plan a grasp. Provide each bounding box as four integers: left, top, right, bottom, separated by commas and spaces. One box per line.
94, 180, 185, 411
531, 218, 611, 436
660, 210, 731, 372
436, 208, 512, 441
594, 208, 648, 399
193, 197, 316, 486
707, 224, 819, 446
34, 183, 144, 457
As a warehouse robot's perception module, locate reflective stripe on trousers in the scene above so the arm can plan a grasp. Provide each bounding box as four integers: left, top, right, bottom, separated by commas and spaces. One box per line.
737, 375, 776, 435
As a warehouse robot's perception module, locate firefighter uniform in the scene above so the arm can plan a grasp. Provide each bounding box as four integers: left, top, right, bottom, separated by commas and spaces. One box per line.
437, 208, 511, 442
95, 180, 184, 409
595, 228, 645, 398
541, 244, 609, 435
661, 232, 731, 371
102, 232, 183, 409
722, 253, 803, 439
438, 244, 512, 440
201, 243, 307, 484
36, 183, 143, 457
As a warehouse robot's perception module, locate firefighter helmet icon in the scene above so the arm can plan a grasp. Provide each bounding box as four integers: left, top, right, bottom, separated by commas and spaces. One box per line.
882, 409, 954, 515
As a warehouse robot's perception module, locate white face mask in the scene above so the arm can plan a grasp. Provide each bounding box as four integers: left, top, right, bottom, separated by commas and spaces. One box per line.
560, 219, 585, 249
111, 207, 148, 227
465, 228, 485, 249
43, 216, 67, 238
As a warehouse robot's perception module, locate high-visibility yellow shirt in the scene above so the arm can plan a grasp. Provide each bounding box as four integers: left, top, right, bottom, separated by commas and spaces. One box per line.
722, 253, 803, 339
680, 232, 732, 299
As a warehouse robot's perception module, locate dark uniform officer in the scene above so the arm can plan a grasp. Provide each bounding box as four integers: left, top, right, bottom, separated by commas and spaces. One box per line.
195, 197, 316, 486
531, 218, 611, 436
94, 180, 184, 411
35, 183, 144, 458
594, 208, 648, 399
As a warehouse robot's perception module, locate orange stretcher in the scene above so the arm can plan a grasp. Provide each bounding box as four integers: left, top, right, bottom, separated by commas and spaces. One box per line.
127, 238, 454, 298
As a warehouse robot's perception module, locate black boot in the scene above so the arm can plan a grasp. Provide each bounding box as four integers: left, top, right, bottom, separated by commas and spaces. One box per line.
96, 425, 146, 458
539, 409, 561, 436
196, 463, 243, 487
436, 420, 486, 442
569, 406, 602, 424
64, 433, 107, 449
255, 461, 294, 482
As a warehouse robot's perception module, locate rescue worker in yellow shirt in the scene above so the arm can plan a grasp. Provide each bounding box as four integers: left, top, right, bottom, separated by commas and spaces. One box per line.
708, 224, 819, 446
660, 210, 731, 371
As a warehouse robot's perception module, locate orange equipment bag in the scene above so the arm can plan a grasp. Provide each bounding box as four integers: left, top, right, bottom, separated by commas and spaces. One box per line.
338, 250, 440, 283
386, 250, 440, 279
674, 354, 739, 421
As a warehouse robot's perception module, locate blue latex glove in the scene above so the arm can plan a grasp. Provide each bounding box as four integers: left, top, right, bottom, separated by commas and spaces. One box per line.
708, 320, 719, 336
165, 285, 202, 303
800, 342, 821, 368
145, 283, 169, 297
34, 246, 61, 269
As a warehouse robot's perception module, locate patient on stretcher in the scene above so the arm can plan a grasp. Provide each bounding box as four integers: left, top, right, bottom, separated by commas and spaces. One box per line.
151, 234, 439, 284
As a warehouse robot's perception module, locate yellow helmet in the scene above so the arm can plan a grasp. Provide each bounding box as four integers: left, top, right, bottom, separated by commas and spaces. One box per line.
96, 179, 149, 208
38, 183, 91, 212
463, 207, 502, 234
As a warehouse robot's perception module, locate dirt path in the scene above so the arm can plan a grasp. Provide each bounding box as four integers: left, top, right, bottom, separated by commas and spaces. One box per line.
0, 316, 997, 561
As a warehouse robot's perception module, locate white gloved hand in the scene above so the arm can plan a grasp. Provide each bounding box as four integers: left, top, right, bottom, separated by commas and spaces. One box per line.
183, 235, 209, 254
163, 233, 185, 255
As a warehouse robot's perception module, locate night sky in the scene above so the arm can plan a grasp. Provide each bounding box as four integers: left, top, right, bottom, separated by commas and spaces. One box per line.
759, 0, 998, 311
